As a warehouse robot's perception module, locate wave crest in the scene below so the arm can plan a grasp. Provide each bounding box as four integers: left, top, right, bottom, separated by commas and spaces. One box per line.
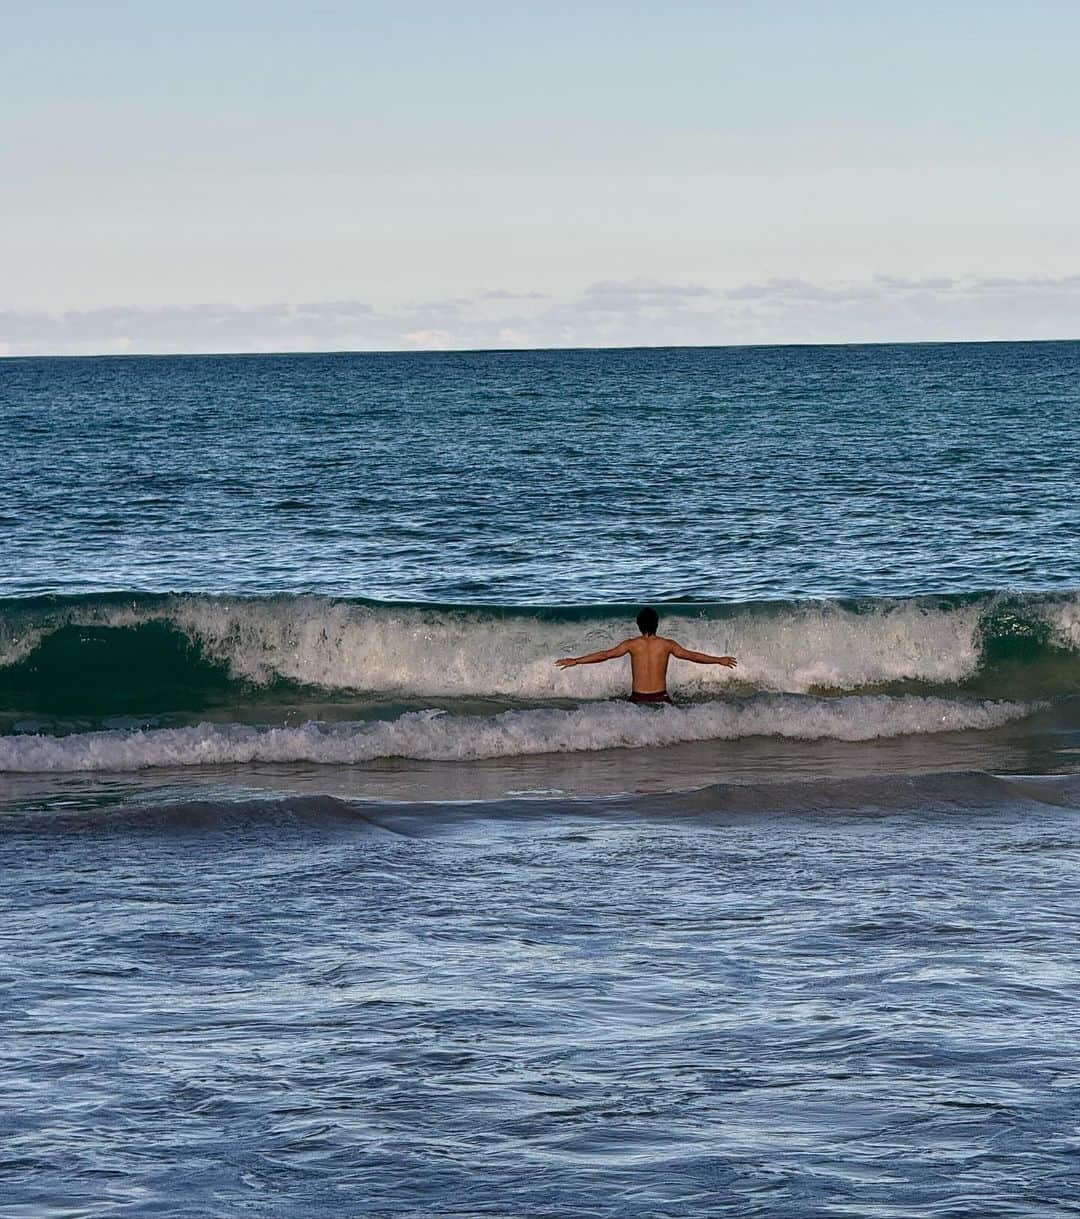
0, 695, 1037, 773
1, 590, 1077, 715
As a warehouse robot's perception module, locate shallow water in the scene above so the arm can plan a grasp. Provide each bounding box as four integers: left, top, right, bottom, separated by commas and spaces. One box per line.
5, 777, 1080, 1217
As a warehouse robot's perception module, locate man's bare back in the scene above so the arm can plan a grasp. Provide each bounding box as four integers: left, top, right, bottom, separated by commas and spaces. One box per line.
556, 606, 736, 702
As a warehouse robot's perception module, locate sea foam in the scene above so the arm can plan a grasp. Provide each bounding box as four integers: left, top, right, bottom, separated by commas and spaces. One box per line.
5, 590, 1079, 692
0, 694, 1037, 773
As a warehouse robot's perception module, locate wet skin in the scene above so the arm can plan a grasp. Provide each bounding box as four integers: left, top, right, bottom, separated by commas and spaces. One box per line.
556, 633, 737, 695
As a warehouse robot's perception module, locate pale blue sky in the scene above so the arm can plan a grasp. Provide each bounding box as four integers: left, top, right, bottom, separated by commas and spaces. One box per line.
4, 1, 1080, 352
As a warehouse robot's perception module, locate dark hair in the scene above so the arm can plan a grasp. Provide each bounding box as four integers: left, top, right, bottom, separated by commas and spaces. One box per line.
636, 606, 659, 635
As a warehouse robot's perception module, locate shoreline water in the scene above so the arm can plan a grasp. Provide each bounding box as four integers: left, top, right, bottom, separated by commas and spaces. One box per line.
6, 765, 1080, 1219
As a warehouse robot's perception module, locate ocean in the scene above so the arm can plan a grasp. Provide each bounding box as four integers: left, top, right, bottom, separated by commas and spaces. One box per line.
2, 341, 1079, 1217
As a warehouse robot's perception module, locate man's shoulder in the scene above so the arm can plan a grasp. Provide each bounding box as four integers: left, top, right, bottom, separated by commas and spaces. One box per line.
629, 635, 679, 652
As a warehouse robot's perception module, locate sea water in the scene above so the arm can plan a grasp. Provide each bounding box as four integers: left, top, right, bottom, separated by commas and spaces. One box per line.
2, 342, 1079, 1217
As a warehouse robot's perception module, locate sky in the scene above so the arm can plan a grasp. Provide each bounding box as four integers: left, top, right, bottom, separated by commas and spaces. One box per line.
4, 0, 1080, 354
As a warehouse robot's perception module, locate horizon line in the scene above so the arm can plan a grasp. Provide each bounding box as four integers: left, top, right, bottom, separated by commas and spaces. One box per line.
4, 334, 1080, 362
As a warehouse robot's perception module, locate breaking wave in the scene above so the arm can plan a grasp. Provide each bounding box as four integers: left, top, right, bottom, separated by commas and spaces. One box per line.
0, 589, 1077, 717
0, 694, 1038, 773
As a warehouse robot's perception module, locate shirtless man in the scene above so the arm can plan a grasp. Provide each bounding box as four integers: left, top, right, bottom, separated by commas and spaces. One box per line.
556, 606, 737, 704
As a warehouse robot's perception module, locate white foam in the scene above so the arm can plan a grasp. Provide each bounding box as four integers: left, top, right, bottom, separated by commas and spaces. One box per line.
174, 596, 998, 695
0, 695, 1037, 773
1048, 599, 1080, 651
4, 591, 1077, 698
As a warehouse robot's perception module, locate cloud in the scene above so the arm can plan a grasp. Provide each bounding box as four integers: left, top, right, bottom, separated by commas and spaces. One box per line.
726, 277, 881, 303
873, 275, 958, 292
404, 329, 453, 351
407, 297, 473, 313
578, 278, 713, 312
718, 273, 1080, 344
481, 289, 550, 301
958, 274, 1080, 292
3, 273, 1079, 356
0, 302, 379, 346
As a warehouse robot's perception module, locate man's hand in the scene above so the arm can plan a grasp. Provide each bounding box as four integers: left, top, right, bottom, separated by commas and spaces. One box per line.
718, 656, 737, 668
555, 657, 579, 669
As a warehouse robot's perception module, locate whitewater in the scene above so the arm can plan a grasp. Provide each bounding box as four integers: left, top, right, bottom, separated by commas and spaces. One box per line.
2, 588, 1076, 773
3, 588, 1079, 695
1, 695, 1042, 772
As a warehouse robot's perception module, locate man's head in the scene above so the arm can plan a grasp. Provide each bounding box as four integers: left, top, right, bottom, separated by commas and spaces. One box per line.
636, 606, 659, 636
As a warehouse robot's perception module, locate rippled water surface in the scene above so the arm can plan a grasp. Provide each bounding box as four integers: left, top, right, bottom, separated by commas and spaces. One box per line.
4, 779, 1080, 1217
3, 341, 1078, 601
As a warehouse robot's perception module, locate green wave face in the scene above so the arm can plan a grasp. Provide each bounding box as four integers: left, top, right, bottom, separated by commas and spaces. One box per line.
0, 622, 233, 715
0, 589, 1077, 727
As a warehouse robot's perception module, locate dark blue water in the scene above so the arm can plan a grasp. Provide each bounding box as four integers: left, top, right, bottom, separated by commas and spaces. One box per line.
4, 342, 1078, 601
2, 342, 1079, 1216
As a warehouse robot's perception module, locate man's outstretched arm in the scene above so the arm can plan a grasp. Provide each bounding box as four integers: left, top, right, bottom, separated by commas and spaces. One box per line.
669, 642, 737, 667
556, 640, 632, 669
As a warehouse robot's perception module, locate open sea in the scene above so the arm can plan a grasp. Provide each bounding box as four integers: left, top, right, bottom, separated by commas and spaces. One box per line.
2, 341, 1079, 1217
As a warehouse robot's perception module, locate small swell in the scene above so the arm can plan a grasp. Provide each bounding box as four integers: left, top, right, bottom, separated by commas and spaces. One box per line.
9, 772, 1080, 835
0, 695, 1038, 773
